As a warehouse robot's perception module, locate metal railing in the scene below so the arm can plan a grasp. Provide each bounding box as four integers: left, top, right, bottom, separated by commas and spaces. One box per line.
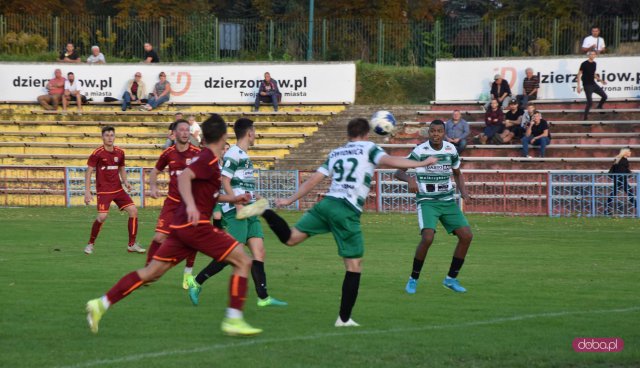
1, 15, 638, 66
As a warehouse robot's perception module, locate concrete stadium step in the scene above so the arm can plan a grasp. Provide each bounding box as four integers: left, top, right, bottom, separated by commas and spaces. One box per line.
459, 157, 640, 170
417, 109, 640, 121
428, 99, 640, 111
401, 120, 640, 134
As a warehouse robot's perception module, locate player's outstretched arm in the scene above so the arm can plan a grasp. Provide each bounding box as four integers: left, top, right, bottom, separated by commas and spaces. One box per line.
177, 168, 200, 226
380, 155, 438, 169
276, 171, 326, 207
84, 166, 94, 205
148, 168, 160, 199
394, 168, 419, 193
453, 168, 471, 201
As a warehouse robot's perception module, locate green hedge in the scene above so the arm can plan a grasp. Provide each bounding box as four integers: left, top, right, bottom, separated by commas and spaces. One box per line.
355, 62, 434, 105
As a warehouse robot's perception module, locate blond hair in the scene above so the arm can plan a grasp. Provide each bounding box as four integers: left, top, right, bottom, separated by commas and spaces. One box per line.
614, 148, 631, 164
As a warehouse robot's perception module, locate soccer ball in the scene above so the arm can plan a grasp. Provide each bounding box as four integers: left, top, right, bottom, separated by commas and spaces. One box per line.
370, 110, 397, 136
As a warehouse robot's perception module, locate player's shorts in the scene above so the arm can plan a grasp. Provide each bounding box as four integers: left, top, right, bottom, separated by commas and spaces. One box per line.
153, 221, 240, 265
417, 200, 469, 234
97, 189, 134, 213
294, 197, 363, 259
222, 210, 264, 244
155, 197, 181, 235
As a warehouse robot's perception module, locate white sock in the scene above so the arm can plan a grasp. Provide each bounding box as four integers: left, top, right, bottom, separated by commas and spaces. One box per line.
184, 267, 193, 274
225, 308, 243, 319
445, 276, 454, 280
101, 295, 111, 310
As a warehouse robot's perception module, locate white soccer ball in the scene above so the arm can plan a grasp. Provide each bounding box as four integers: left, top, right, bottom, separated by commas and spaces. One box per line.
370, 110, 397, 136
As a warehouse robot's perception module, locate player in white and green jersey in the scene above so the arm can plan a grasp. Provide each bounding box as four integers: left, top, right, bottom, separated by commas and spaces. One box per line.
187, 118, 287, 308
243, 118, 437, 327
395, 119, 473, 294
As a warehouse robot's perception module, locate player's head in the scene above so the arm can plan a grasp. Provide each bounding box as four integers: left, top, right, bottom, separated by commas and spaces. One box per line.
173, 119, 190, 145
234, 118, 256, 146
428, 120, 445, 145
101, 126, 115, 146
201, 114, 227, 146
223, 142, 231, 155
347, 118, 370, 140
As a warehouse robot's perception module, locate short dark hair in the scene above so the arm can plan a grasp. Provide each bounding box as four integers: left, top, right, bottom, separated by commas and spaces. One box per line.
173, 119, 189, 131
201, 114, 227, 144
532, 110, 541, 116
101, 126, 115, 135
233, 118, 254, 139
430, 119, 445, 129
592, 25, 600, 30
347, 118, 370, 138
67, 72, 74, 76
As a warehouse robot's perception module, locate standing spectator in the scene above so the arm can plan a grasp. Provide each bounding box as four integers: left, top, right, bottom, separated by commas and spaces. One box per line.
62, 72, 86, 113
607, 148, 636, 214
59, 43, 81, 63
253, 72, 281, 112
86, 46, 106, 64
37, 69, 66, 110
141, 72, 171, 111
485, 74, 511, 110
188, 115, 202, 146
143, 43, 160, 63
445, 110, 470, 153
121, 72, 147, 111
516, 68, 540, 108
577, 50, 607, 120
581, 26, 606, 54
521, 111, 551, 158
163, 113, 183, 149
499, 99, 525, 143
477, 99, 504, 144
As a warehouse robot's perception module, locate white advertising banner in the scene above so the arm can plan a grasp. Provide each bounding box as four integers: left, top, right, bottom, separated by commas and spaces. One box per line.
0, 62, 356, 103
436, 56, 640, 101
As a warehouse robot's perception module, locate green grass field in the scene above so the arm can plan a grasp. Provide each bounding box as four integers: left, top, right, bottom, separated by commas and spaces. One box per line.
0, 207, 638, 368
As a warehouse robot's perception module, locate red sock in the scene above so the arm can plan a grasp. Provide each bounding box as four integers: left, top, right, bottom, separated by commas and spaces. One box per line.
229, 275, 248, 310
88, 220, 104, 244
145, 240, 162, 266
128, 217, 138, 246
185, 252, 196, 268
105, 271, 143, 305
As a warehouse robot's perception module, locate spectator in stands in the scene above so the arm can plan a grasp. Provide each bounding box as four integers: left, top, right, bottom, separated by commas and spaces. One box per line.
164, 113, 183, 149
521, 102, 536, 128
577, 50, 607, 120
86, 46, 106, 64
121, 72, 147, 111
581, 26, 606, 54
445, 110, 470, 153
59, 43, 81, 63
37, 69, 66, 110
477, 99, 504, 144
188, 115, 202, 146
143, 43, 160, 63
499, 99, 525, 143
521, 111, 551, 158
516, 68, 539, 108
254, 72, 281, 112
485, 74, 511, 110
141, 72, 171, 111
607, 148, 636, 213
62, 72, 86, 113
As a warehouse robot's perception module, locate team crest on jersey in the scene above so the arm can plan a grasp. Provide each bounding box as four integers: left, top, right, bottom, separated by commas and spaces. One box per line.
191, 157, 199, 164
186, 158, 192, 165
114, 157, 119, 163
224, 160, 231, 168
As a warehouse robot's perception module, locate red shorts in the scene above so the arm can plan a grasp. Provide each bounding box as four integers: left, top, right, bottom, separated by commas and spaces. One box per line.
155, 197, 181, 235
97, 189, 135, 213
153, 221, 240, 265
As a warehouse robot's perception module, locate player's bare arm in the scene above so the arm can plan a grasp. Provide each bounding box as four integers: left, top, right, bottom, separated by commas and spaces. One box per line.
119, 166, 132, 191
148, 168, 161, 199
394, 169, 419, 193
276, 171, 326, 207
84, 166, 94, 205
221, 176, 243, 210
453, 168, 471, 201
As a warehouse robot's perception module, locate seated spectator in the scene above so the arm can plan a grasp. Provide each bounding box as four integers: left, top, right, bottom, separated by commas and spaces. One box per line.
499, 99, 525, 143
62, 72, 87, 113
516, 68, 539, 108
254, 72, 281, 112
445, 110, 470, 153
477, 99, 504, 144
141, 72, 171, 111
607, 148, 635, 213
59, 43, 81, 63
521, 102, 536, 127
37, 69, 66, 110
188, 115, 202, 146
521, 111, 551, 158
86, 46, 106, 64
143, 43, 160, 63
121, 72, 147, 111
581, 26, 606, 54
485, 74, 511, 110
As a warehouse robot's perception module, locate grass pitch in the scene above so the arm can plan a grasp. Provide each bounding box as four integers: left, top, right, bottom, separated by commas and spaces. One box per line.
0, 207, 638, 367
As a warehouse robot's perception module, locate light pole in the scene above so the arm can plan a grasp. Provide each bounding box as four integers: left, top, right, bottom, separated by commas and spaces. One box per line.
307, 0, 314, 61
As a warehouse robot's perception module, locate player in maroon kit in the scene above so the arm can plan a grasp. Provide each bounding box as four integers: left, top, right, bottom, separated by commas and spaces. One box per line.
86, 114, 262, 336
84, 126, 145, 254
147, 119, 201, 288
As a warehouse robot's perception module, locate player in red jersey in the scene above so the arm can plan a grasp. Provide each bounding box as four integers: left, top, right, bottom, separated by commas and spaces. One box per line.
86, 114, 262, 337
84, 126, 145, 254
146, 119, 201, 288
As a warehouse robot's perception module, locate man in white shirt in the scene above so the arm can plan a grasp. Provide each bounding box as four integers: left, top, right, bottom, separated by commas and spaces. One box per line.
62, 72, 85, 112
188, 115, 202, 146
581, 26, 606, 54
87, 46, 106, 64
